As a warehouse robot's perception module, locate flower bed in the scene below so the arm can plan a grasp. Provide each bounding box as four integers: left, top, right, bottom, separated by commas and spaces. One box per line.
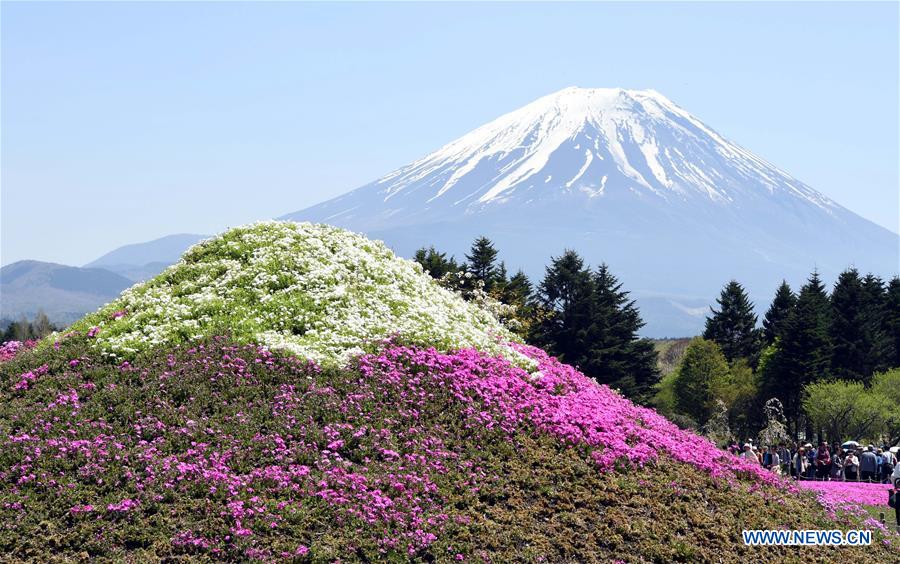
797, 480, 894, 508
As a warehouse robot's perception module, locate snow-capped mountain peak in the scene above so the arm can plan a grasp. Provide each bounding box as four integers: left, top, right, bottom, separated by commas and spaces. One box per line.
364, 86, 833, 214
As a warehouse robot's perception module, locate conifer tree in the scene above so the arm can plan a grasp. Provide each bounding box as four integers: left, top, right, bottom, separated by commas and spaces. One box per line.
860, 273, 891, 374
500, 269, 534, 338
494, 261, 510, 296
413, 246, 459, 279
886, 276, 900, 368
583, 264, 659, 404
530, 250, 594, 367
465, 236, 501, 292
762, 281, 796, 346
702, 280, 760, 363
829, 268, 867, 382
777, 271, 832, 434
503, 269, 533, 306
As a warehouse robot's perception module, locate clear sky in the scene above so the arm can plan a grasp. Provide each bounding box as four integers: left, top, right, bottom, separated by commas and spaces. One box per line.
2, 1, 898, 266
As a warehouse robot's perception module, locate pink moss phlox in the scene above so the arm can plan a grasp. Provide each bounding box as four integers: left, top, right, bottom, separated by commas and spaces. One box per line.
359, 342, 782, 487
0, 340, 35, 362
797, 481, 894, 514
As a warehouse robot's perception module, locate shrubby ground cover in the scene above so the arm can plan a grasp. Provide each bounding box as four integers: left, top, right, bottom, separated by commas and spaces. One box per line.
1, 222, 897, 561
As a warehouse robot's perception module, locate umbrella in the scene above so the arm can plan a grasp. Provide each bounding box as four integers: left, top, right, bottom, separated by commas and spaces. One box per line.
841, 441, 860, 450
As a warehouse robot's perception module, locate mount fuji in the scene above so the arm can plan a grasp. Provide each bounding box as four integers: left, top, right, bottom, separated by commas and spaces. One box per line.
281, 86, 897, 335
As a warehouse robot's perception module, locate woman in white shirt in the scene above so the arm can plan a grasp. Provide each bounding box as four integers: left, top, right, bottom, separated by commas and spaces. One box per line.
844, 451, 860, 481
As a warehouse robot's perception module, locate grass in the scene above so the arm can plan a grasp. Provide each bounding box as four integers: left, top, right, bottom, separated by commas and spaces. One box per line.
863, 504, 899, 534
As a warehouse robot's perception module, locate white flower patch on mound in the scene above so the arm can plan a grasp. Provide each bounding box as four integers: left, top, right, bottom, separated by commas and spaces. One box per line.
71, 221, 522, 366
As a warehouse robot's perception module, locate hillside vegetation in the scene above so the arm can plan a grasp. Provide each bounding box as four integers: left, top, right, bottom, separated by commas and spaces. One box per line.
1, 222, 896, 561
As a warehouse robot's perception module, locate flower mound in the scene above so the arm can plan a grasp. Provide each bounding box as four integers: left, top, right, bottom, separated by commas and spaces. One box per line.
3, 224, 897, 560
68, 221, 517, 365
2, 335, 896, 560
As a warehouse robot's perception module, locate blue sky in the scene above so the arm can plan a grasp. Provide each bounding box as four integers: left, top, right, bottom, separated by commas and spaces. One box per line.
2, 1, 898, 266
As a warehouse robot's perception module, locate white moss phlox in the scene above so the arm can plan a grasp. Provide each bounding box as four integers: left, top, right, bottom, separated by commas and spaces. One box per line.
73, 221, 527, 366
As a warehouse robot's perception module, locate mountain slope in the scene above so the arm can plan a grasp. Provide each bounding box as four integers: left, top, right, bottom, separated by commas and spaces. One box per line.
0, 261, 134, 325
282, 87, 899, 336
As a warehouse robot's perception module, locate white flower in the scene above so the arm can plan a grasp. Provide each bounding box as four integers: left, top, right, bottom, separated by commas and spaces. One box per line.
70, 221, 524, 367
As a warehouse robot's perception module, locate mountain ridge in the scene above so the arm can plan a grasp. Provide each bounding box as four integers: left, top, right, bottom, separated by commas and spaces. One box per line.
0, 260, 134, 325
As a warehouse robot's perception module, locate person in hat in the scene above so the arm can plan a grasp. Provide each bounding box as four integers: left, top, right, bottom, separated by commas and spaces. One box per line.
805, 447, 816, 480
844, 450, 859, 481
740, 443, 759, 464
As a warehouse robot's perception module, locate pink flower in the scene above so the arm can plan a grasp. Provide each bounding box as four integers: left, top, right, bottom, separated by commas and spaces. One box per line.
797, 481, 893, 509
107, 498, 139, 512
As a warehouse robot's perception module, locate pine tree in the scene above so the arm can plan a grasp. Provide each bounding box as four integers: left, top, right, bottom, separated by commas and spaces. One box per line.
860, 273, 891, 374
777, 271, 832, 435
530, 250, 594, 367
702, 280, 760, 363
413, 246, 459, 279
503, 270, 533, 306
500, 269, 534, 338
582, 264, 659, 404
494, 261, 510, 296
464, 236, 501, 292
829, 268, 866, 382
886, 277, 900, 368
673, 338, 730, 425
762, 281, 796, 346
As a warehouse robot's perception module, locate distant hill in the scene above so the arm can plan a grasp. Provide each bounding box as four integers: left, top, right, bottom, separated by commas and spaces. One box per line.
0, 260, 134, 326
85, 233, 207, 281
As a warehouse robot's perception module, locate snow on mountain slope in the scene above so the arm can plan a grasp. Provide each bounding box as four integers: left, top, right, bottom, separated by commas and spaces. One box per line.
287, 87, 842, 228
287, 87, 898, 336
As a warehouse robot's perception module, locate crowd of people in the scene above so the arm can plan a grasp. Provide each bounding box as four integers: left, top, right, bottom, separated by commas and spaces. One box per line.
728, 441, 900, 483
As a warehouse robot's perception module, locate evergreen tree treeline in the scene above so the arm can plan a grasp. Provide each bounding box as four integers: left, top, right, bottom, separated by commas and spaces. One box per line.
700, 269, 900, 439
414, 240, 660, 403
